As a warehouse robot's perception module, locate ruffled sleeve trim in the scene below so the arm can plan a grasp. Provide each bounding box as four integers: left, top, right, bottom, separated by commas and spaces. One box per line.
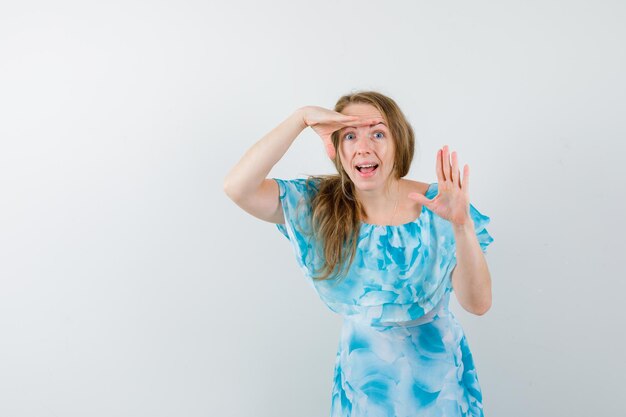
469, 202, 494, 253
427, 182, 494, 253
271, 177, 320, 277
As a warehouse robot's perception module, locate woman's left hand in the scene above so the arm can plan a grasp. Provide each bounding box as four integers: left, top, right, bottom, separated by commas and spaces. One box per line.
408, 145, 473, 227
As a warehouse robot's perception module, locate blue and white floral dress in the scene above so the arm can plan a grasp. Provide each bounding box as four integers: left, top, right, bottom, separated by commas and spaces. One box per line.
272, 177, 494, 417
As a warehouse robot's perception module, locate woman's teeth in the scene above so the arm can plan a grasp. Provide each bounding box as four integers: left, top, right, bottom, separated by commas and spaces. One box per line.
356, 164, 378, 171
356, 164, 378, 176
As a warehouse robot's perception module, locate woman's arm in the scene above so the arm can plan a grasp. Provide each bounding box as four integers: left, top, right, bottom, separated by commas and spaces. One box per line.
223, 108, 307, 224
451, 221, 492, 316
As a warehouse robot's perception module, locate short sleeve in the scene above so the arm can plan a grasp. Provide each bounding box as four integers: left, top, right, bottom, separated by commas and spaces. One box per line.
446, 201, 494, 295
469, 202, 494, 253
428, 182, 494, 254
272, 177, 321, 276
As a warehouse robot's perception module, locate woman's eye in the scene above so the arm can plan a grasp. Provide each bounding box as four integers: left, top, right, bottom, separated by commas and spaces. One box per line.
343, 131, 384, 140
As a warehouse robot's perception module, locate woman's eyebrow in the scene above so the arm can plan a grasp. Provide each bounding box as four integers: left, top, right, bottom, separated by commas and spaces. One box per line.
341, 121, 386, 132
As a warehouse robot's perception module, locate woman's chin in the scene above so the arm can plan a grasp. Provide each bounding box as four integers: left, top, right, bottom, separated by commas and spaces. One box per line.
352, 178, 383, 191
345, 169, 390, 190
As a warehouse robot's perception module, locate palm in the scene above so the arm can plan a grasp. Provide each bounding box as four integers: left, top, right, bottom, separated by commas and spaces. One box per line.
409, 145, 473, 227
310, 123, 341, 147
310, 123, 346, 159
426, 182, 470, 225
302, 106, 379, 160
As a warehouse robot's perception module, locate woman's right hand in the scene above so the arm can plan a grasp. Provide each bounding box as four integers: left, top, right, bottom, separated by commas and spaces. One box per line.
299, 106, 372, 160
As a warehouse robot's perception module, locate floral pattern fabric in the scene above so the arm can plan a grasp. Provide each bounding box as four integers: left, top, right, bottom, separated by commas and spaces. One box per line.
273, 177, 494, 417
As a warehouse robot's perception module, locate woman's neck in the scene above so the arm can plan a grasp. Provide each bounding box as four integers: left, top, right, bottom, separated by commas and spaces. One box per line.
356, 179, 402, 223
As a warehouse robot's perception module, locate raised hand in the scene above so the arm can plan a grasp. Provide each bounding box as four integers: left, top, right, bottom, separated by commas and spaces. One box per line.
408, 145, 473, 227
301, 106, 379, 160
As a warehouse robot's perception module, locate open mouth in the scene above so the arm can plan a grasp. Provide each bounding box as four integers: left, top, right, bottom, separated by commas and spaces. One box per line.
355, 164, 379, 175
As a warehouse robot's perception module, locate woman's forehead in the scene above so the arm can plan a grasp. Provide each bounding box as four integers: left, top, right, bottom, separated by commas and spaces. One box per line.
341, 103, 382, 118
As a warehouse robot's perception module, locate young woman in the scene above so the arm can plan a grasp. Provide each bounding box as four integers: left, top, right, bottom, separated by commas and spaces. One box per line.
223, 91, 494, 417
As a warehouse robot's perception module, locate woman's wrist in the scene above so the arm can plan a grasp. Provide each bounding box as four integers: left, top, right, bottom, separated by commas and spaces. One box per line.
294, 106, 309, 130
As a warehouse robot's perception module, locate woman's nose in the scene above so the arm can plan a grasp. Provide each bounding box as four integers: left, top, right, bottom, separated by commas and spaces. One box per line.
355, 131, 375, 151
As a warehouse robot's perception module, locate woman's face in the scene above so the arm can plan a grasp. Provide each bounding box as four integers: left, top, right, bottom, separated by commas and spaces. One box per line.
338, 103, 396, 192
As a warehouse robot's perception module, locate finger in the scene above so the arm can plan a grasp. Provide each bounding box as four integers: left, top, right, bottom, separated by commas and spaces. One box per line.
443, 145, 452, 183
347, 113, 384, 120
343, 118, 368, 128
407, 192, 430, 206
341, 115, 360, 122
462, 164, 470, 195
350, 117, 381, 128
451, 150, 460, 188
436, 148, 444, 182
333, 114, 359, 128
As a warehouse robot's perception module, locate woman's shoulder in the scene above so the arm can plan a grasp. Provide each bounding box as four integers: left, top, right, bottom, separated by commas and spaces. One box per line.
402, 178, 432, 195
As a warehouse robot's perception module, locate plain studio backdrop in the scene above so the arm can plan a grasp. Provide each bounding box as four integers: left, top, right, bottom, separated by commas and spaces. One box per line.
1, 0, 625, 416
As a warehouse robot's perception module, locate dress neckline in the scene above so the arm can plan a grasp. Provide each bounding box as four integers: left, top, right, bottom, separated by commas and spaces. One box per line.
360, 182, 435, 229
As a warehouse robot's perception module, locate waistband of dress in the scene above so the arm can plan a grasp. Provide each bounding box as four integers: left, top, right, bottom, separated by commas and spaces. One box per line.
344, 292, 450, 328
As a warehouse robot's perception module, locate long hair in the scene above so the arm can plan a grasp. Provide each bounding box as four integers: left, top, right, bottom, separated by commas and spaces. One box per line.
307, 91, 415, 281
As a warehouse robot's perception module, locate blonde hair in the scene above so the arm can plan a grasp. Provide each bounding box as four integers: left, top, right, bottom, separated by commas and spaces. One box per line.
307, 90, 415, 281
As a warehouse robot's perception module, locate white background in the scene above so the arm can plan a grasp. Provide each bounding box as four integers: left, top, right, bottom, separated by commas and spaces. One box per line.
1, 1, 625, 416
